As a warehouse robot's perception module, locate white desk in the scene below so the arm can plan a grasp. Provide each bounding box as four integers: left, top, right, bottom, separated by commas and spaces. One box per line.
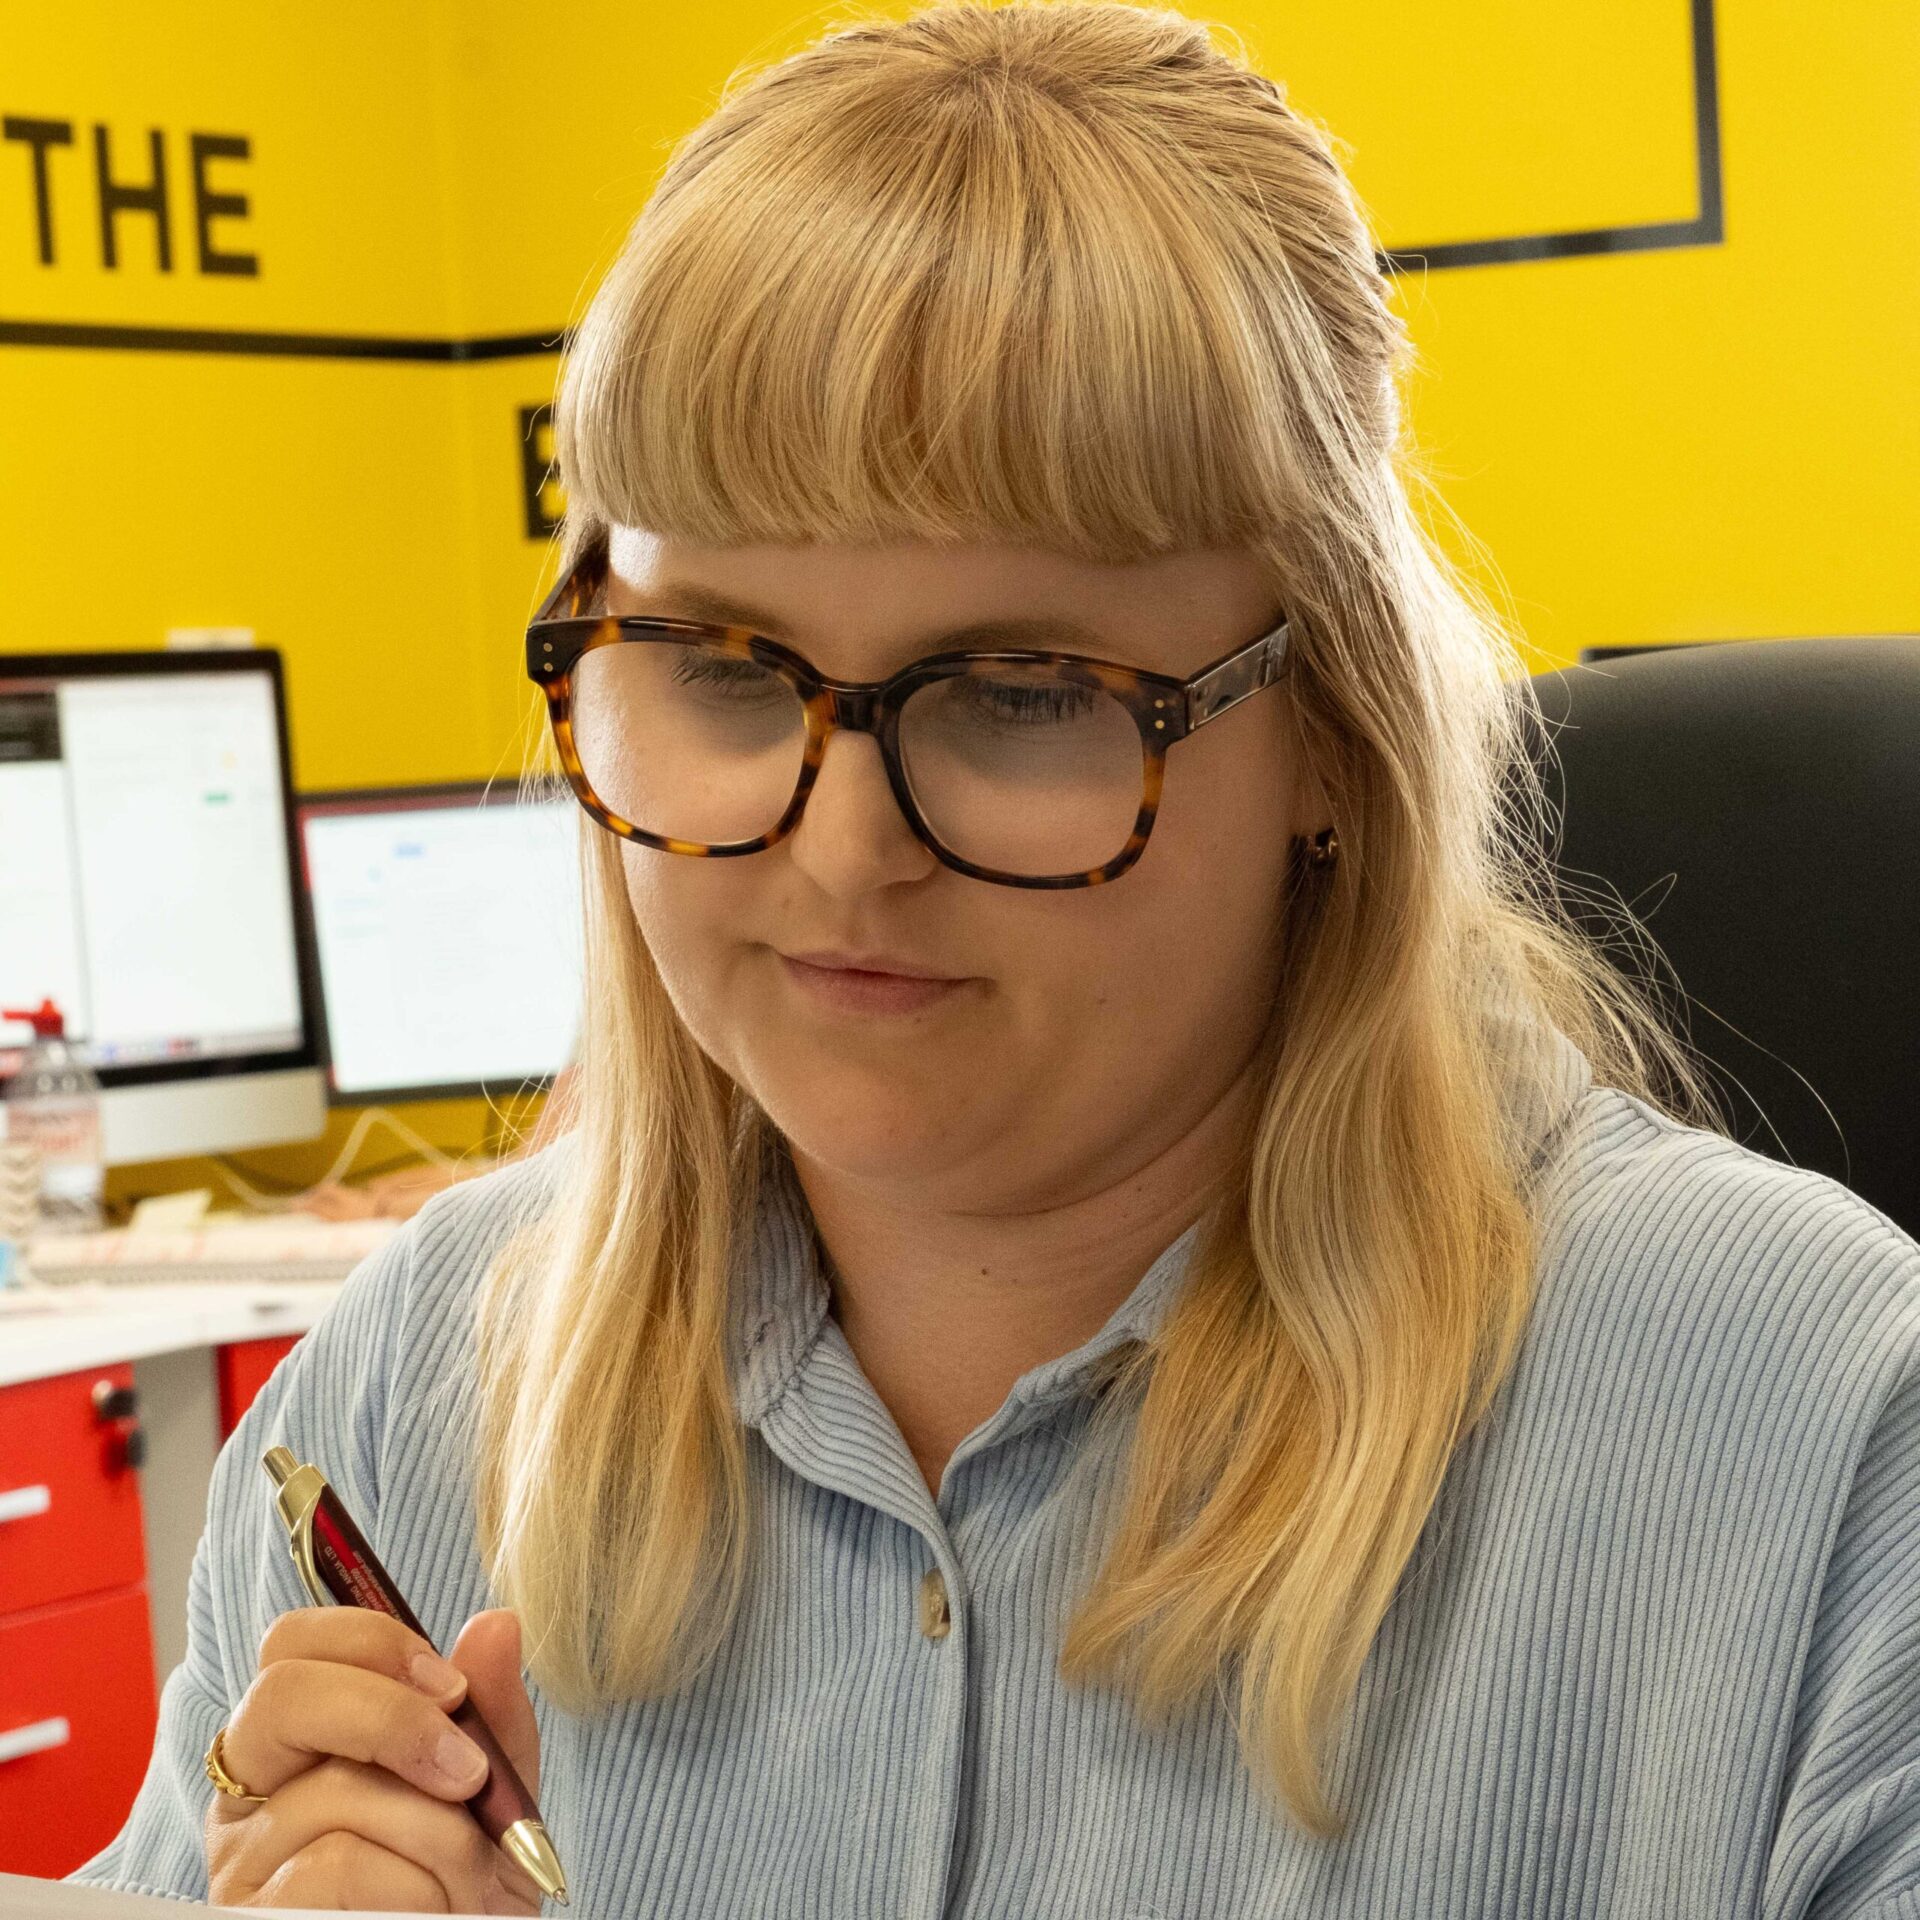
0, 1280, 343, 1390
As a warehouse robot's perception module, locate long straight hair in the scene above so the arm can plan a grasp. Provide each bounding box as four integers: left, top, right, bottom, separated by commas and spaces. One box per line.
476, 0, 1715, 1833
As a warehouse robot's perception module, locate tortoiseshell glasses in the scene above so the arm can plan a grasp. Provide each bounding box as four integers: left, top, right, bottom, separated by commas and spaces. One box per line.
525, 532, 1294, 890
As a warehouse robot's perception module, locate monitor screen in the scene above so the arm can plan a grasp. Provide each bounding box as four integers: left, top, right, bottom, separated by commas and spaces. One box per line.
297, 784, 585, 1103
0, 653, 315, 1088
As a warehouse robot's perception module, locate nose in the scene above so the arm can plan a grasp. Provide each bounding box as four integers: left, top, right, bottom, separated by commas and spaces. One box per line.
785, 726, 940, 894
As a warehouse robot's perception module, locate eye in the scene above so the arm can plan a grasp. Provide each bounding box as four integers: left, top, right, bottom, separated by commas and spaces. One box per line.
669, 650, 789, 706
950, 671, 1102, 727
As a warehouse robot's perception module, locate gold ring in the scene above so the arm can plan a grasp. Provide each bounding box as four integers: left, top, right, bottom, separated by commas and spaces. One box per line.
204, 1725, 268, 1804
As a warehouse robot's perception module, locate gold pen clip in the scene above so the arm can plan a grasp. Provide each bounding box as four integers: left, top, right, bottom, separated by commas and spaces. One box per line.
262, 1444, 332, 1608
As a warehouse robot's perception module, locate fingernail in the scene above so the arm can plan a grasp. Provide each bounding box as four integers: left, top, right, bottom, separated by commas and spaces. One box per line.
436, 1729, 488, 1790
410, 1651, 465, 1698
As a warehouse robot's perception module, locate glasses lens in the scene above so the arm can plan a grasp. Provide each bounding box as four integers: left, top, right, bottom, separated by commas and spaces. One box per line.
898, 666, 1144, 876
567, 642, 1145, 878
571, 639, 807, 845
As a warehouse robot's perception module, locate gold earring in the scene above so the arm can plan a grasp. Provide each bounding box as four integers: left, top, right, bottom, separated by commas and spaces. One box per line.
1304, 826, 1339, 869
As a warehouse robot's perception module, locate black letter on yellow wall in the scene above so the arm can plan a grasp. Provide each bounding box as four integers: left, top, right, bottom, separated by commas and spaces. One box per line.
190, 133, 257, 276
520, 404, 564, 538
94, 124, 171, 271
4, 116, 74, 265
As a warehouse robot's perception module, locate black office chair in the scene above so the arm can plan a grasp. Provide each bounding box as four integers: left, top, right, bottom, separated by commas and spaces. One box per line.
1522, 637, 1920, 1242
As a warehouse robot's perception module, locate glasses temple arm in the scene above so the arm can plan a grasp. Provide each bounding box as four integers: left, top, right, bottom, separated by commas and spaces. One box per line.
1186, 620, 1291, 729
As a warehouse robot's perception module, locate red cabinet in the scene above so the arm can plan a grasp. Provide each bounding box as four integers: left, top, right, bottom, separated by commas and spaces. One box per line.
0, 1363, 146, 1616
217, 1333, 304, 1438
0, 1364, 157, 1876
0, 1587, 158, 1875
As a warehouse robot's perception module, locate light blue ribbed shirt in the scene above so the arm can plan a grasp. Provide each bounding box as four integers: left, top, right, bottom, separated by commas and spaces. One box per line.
74, 1020, 1920, 1918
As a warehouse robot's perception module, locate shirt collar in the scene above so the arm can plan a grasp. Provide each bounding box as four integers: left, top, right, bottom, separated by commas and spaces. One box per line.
726, 986, 1593, 1427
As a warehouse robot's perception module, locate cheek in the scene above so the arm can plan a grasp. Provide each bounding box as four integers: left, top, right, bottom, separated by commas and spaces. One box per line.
618, 848, 681, 965
1153, 711, 1296, 908
619, 844, 669, 927
1116, 759, 1293, 1022
616, 850, 741, 1034
1107, 869, 1277, 1030
619, 843, 748, 945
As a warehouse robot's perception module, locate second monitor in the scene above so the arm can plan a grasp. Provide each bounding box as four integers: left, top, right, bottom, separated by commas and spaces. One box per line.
297, 782, 585, 1105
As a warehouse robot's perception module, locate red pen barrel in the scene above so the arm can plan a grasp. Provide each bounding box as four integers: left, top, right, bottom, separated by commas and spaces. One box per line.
296, 1474, 559, 1890
308, 1489, 432, 1637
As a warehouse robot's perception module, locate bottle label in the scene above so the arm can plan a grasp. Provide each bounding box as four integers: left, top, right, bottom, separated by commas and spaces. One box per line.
7, 1105, 103, 1196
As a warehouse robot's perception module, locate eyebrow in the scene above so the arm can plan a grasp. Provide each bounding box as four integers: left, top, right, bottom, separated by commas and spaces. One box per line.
634, 580, 1115, 656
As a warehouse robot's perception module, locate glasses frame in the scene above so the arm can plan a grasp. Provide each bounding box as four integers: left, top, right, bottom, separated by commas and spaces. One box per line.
525, 530, 1294, 889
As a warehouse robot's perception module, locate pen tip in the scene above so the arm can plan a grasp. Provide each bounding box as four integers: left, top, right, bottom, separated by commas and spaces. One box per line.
501, 1819, 568, 1905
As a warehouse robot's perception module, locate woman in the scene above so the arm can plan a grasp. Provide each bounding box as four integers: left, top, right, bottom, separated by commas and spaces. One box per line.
78, 4, 1919, 1914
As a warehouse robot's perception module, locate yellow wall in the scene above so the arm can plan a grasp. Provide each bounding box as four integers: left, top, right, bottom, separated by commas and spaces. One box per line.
4, 0, 1914, 1202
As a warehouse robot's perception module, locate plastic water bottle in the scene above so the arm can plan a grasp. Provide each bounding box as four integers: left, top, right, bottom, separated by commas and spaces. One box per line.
1, 996, 106, 1236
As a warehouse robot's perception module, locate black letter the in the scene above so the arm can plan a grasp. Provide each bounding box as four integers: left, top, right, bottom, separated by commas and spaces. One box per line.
190, 132, 257, 277
3, 116, 74, 265
93, 123, 171, 271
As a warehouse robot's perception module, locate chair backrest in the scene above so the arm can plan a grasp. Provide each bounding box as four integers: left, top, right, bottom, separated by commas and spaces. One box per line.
1525, 636, 1920, 1241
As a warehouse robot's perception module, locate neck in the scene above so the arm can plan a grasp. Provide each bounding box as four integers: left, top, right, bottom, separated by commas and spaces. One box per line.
790, 1069, 1257, 1498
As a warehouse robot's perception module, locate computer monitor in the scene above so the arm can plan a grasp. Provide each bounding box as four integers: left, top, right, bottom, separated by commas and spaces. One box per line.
0, 649, 327, 1165
295, 782, 584, 1105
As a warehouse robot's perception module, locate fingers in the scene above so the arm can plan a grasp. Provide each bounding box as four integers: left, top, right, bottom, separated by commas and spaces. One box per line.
248, 1828, 449, 1912
210, 1757, 514, 1914
223, 1656, 489, 1803
450, 1611, 541, 1801
207, 1606, 545, 1915
256, 1607, 468, 1706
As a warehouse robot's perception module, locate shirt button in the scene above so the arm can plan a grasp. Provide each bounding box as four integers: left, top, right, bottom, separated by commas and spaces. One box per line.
918, 1567, 951, 1641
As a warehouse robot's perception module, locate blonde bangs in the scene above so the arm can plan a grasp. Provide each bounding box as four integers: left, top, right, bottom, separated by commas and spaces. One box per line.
556, 7, 1376, 563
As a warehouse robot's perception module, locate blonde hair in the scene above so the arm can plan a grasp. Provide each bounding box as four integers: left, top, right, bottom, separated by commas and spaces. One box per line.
479, 0, 1715, 1835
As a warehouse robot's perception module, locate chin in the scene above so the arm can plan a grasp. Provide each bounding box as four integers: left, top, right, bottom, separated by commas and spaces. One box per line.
757, 1083, 972, 1181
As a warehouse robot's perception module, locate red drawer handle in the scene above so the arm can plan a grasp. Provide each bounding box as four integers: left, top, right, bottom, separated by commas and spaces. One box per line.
0, 1716, 72, 1765
0, 1484, 52, 1526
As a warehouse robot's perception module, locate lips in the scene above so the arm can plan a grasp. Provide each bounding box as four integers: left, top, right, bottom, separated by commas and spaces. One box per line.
779, 953, 968, 1014
779, 949, 961, 981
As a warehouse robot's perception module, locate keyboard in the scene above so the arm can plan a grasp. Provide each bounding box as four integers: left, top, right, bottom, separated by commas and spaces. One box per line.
19, 1213, 402, 1285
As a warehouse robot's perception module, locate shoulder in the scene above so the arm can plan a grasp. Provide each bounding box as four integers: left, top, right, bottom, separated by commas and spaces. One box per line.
403, 1134, 578, 1320
1460, 1090, 1920, 1913
1521, 1083, 1920, 1458
1540, 1084, 1919, 1315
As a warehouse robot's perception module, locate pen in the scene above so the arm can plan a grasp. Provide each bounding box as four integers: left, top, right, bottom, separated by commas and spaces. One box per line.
260, 1445, 569, 1904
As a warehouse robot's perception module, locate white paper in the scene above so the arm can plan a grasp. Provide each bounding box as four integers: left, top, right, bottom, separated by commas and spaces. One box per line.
0, 1872, 488, 1918
127, 1189, 214, 1233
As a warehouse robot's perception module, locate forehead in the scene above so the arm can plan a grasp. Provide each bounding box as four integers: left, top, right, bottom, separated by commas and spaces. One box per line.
601, 526, 1279, 675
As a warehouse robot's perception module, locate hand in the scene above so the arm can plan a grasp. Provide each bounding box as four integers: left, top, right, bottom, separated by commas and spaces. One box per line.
205, 1607, 545, 1913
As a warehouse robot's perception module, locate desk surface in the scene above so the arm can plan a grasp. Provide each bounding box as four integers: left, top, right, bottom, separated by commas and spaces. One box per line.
0, 1279, 344, 1387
